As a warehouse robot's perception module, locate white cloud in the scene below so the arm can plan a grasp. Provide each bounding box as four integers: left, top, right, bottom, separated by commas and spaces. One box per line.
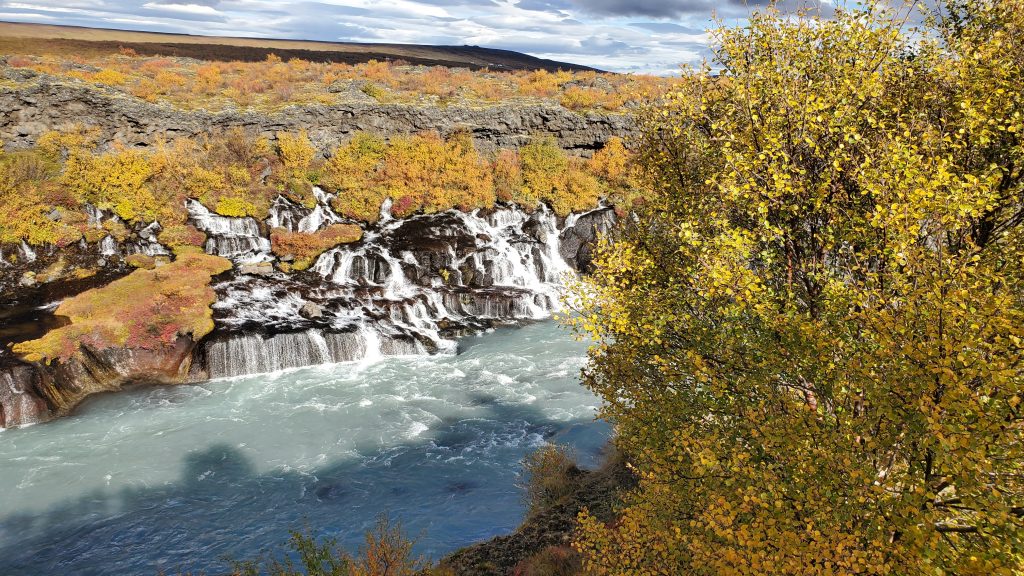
0, 0, 755, 73
141, 2, 223, 16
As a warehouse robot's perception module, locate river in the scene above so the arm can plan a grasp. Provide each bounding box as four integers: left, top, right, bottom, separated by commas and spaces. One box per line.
0, 321, 608, 575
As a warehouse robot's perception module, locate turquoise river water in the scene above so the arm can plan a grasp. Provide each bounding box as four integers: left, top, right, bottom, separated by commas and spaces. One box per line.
0, 322, 609, 575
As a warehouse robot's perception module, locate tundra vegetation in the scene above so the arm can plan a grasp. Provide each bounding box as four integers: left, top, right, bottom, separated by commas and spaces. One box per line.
568, 0, 1024, 574
3, 48, 677, 112
0, 129, 637, 255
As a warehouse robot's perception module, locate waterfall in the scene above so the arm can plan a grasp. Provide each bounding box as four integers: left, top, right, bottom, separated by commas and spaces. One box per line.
99, 236, 118, 256
18, 241, 36, 263
202, 326, 431, 378
203, 329, 367, 378
197, 189, 615, 379
80, 206, 172, 259
187, 199, 271, 262
0, 369, 45, 428
266, 187, 343, 233
85, 204, 104, 228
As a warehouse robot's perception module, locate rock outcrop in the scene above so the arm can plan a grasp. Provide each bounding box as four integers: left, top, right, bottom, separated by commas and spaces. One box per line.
0, 336, 201, 428
0, 69, 636, 154
0, 189, 616, 428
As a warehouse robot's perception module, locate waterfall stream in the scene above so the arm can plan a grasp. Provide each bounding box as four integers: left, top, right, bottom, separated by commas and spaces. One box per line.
189, 188, 615, 379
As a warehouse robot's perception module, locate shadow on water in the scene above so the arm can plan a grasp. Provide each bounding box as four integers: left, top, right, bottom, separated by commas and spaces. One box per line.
0, 398, 611, 576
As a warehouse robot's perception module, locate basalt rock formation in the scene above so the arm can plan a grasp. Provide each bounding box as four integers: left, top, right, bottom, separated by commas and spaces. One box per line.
0, 186, 616, 428
0, 67, 636, 154
0, 333, 206, 429
0, 60, 626, 428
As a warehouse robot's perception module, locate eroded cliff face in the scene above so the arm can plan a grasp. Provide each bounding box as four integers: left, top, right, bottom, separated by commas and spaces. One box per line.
0, 64, 627, 428
0, 68, 636, 154
0, 337, 201, 428
0, 189, 616, 429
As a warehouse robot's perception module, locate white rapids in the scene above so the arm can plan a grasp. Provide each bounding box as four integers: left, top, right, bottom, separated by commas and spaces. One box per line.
189, 187, 615, 379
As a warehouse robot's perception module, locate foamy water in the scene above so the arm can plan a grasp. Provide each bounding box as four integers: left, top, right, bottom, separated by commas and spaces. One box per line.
0, 322, 608, 576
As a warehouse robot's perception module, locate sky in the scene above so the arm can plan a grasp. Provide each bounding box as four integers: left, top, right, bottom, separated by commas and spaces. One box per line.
0, 0, 836, 74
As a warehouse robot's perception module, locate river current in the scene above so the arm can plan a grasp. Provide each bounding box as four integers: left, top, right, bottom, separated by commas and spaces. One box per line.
0, 322, 607, 575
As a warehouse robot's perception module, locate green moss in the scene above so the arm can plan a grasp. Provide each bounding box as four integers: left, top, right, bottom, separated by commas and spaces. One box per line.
124, 253, 157, 269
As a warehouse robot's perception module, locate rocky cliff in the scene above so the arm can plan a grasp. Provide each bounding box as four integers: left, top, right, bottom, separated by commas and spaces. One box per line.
0, 64, 628, 428
0, 68, 635, 154
0, 189, 616, 428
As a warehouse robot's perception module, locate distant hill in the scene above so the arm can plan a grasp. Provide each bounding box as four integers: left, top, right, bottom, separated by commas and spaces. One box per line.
0, 21, 600, 72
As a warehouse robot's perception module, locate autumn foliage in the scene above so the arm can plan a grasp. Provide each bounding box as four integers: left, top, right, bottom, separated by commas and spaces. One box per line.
13, 252, 231, 363
271, 224, 363, 271
322, 132, 628, 221
570, 1, 1024, 574
1, 45, 674, 113
1, 125, 630, 255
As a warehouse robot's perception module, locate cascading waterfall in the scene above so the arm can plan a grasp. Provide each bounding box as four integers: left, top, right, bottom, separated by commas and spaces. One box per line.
17, 241, 36, 263
0, 371, 38, 426
187, 199, 271, 262
80, 205, 171, 258
98, 236, 117, 257
201, 330, 368, 377
194, 187, 614, 379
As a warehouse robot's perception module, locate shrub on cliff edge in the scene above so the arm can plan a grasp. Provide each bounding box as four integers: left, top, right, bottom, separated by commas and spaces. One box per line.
270, 224, 363, 271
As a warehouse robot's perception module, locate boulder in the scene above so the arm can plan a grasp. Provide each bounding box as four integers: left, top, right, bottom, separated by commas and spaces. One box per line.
299, 301, 324, 319
559, 208, 616, 272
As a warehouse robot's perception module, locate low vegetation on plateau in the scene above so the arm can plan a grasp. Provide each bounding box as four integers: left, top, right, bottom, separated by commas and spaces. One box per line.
2, 43, 676, 112
568, 0, 1024, 574
13, 251, 230, 363
270, 224, 363, 271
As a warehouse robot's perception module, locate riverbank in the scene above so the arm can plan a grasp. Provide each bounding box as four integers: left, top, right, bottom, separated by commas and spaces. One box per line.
439, 443, 633, 576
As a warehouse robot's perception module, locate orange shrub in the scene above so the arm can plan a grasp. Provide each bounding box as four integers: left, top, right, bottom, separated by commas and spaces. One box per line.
550, 160, 601, 216
270, 223, 362, 270
589, 137, 630, 184
13, 252, 231, 362
195, 64, 223, 92
154, 70, 186, 91
519, 136, 567, 208
380, 132, 495, 217
519, 69, 560, 97
8, 55, 33, 68
360, 59, 395, 85
140, 58, 175, 73
130, 78, 159, 101
493, 149, 523, 203
274, 130, 317, 202
418, 66, 457, 98
560, 86, 599, 111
